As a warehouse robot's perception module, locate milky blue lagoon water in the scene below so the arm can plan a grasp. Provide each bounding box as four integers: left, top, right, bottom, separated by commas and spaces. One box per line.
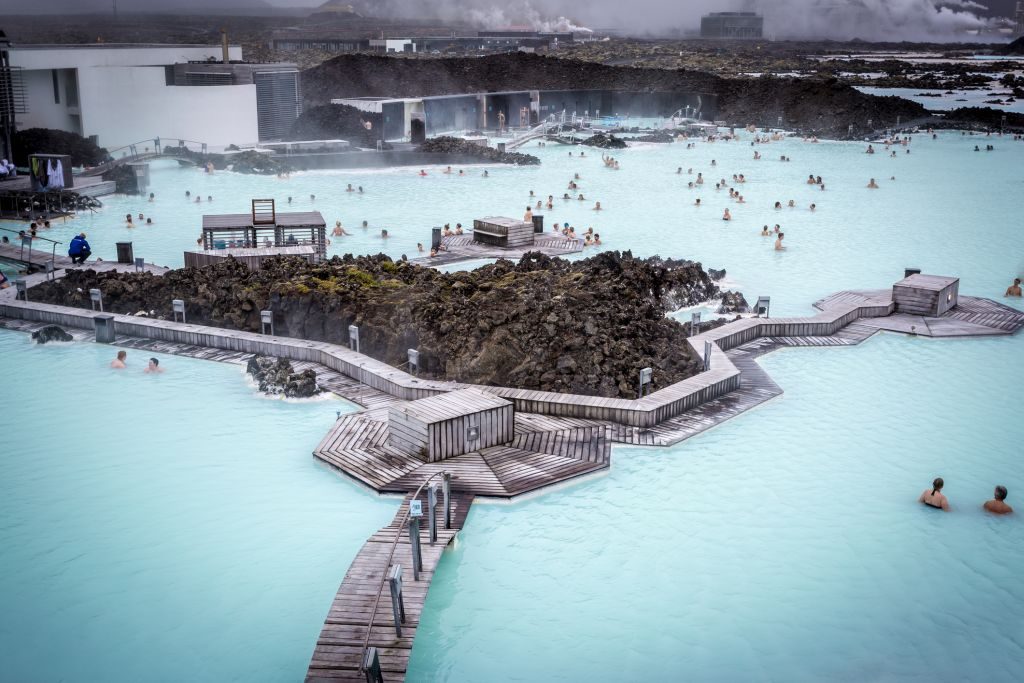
3, 130, 1023, 681
0, 332, 396, 681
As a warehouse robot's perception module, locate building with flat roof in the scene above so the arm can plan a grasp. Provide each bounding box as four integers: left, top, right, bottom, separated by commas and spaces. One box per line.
700, 12, 764, 39
1, 40, 301, 151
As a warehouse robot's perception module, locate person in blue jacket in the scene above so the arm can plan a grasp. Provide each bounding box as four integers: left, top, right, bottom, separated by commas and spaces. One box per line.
68, 232, 91, 265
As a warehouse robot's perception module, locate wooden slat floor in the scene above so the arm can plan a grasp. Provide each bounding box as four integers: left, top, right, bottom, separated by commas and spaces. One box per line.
315, 411, 610, 499
408, 232, 583, 268
306, 491, 474, 683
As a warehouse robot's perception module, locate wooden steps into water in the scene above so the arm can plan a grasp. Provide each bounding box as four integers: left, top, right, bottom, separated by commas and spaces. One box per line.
306, 492, 473, 683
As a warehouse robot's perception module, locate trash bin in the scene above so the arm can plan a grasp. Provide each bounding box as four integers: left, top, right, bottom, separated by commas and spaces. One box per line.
116, 241, 134, 264
532, 214, 544, 233
94, 313, 116, 343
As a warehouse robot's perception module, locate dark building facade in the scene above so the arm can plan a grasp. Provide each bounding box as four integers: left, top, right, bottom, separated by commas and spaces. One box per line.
700, 12, 764, 39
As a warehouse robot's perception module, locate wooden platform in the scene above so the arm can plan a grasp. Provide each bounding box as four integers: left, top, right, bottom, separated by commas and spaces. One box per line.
306, 491, 474, 683
410, 233, 583, 268
315, 408, 610, 499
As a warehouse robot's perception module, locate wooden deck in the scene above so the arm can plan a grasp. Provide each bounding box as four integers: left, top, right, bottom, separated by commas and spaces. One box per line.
314, 408, 610, 499
306, 491, 474, 683
409, 232, 584, 268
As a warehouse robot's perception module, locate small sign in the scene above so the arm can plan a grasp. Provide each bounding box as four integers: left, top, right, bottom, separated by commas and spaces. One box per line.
409, 499, 423, 517
639, 368, 653, 386
348, 324, 359, 341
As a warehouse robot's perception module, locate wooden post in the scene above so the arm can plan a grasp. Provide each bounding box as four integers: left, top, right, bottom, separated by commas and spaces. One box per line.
387, 564, 406, 639
703, 340, 712, 370
442, 471, 452, 530
362, 647, 384, 683
427, 484, 438, 545
407, 517, 422, 581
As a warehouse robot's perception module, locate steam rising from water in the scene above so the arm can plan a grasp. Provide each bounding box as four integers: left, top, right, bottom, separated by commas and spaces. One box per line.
364, 0, 1000, 41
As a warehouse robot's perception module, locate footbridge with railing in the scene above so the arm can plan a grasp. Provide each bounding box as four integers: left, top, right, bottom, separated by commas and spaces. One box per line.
80, 137, 210, 177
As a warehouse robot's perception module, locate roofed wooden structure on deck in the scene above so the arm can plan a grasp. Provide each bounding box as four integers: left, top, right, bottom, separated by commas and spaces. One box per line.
201, 199, 327, 256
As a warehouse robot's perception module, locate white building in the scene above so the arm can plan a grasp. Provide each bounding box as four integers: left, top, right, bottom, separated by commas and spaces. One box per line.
7, 43, 263, 151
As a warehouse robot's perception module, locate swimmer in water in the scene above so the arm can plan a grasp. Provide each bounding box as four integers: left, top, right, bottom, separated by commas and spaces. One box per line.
148, 192, 155, 202
1006, 278, 1022, 297
867, 178, 879, 189
419, 170, 427, 176
809, 203, 816, 211
380, 229, 388, 239
361, 220, 369, 229
359, 186, 364, 193
310, 194, 315, 202
695, 198, 701, 206
774, 201, 782, 209
443, 166, 452, 174
594, 201, 602, 211
761, 225, 770, 236
774, 232, 785, 250
332, 221, 350, 237
788, 199, 795, 207
145, 357, 164, 374
455, 223, 464, 235
110, 350, 127, 369
593, 233, 601, 245
722, 208, 731, 221
417, 242, 424, 252
524, 207, 533, 222
483, 170, 489, 177
677, 167, 682, 174
346, 184, 355, 192
696, 173, 704, 185
919, 477, 949, 511
983, 486, 1013, 515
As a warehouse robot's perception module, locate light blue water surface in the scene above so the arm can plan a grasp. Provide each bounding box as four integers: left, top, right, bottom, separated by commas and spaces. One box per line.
3, 130, 1024, 682
0, 332, 396, 682
23, 130, 1024, 315
409, 334, 1024, 682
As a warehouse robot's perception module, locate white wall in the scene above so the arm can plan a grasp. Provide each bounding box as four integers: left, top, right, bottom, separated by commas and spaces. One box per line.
18, 68, 81, 134
77, 67, 258, 150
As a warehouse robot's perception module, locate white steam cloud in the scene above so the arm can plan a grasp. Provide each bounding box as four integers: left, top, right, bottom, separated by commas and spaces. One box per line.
360, 0, 1001, 41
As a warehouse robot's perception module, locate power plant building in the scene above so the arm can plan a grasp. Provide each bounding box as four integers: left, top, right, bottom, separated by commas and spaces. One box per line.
700, 12, 764, 39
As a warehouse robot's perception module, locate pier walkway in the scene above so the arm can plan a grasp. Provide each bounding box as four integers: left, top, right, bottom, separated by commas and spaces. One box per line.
410, 233, 583, 268
306, 490, 474, 682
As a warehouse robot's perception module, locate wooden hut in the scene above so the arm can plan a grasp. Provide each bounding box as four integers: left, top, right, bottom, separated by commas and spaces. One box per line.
472, 216, 535, 248
388, 388, 514, 462
201, 199, 326, 257
892, 274, 959, 316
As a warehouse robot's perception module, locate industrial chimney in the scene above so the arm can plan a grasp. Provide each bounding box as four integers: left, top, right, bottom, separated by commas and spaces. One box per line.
221, 29, 229, 64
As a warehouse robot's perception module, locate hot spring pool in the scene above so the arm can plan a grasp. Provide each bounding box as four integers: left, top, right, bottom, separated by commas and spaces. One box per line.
33, 130, 1024, 316
0, 330, 396, 682
3, 128, 1023, 681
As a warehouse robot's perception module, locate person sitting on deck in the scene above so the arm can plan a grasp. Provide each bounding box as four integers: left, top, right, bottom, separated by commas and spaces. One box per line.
0, 270, 10, 289
983, 486, 1013, 515
145, 357, 164, 374
524, 207, 533, 222
455, 224, 464, 235
919, 478, 950, 511
110, 350, 127, 369
1005, 278, 1022, 297
68, 233, 91, 264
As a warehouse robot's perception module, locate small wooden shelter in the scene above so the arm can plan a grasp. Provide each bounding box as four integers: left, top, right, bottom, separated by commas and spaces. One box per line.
892, 274, 959, 316
472, 216, 535, 248
201, 199, 326, 256
388, 388, 514, 462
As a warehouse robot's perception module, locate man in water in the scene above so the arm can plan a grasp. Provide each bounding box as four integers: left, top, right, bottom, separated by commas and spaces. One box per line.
110, 350, 127, 369
774, 232, 785, 250
867, 178, 879, 189
68, 233, 91, 265
983, 486, 1013, 515
144, 357, 164, 374
1005, 278, 1022, 297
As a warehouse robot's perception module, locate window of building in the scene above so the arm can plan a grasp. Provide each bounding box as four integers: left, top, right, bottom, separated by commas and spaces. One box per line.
51, 70, 60, 104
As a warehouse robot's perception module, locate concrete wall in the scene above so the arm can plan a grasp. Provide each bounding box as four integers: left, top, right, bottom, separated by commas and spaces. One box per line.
18, 68, 82, 135
76, 67, 258, 149
9, 45, 242, 70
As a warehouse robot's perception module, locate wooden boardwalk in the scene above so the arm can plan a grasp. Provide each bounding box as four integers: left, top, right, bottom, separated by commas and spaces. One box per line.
306, 491, 474, 683
314, 409, 610, 499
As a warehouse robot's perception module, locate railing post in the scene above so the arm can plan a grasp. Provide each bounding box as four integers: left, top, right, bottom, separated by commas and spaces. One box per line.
427, 484, 438, 545
387, 564, 406, 639
14, 278, 27, 301
172, 299, 186, 323
407, 516, 422, 581
442, 471, 452, 530
703, 340, 712, 370
362, 647, 384, 683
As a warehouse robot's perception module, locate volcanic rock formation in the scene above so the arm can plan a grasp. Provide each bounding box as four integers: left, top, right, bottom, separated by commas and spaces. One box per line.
33, 252, 722, 399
